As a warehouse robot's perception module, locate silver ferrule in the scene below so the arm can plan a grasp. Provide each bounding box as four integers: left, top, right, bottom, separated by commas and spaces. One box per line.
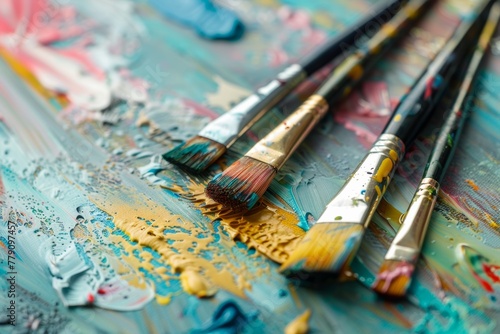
199, 64, 307, 146
385, 178, 439, 262
317, 134, 405, 227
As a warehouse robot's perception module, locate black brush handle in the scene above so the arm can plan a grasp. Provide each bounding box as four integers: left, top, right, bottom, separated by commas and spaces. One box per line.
424, 3, 500, 183
381, 0, 493, 147
300, 0, 407, 74
315, 0, 432, 102
197, 0, 409, 148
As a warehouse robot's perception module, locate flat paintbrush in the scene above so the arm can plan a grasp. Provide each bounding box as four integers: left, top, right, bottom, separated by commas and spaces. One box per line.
372, 2, 500, 298
163, 0, 407, 173
205, 0, 433, 211
279, 0, 495, 278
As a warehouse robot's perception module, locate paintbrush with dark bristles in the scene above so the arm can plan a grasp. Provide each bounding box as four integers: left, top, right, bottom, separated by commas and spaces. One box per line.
162, 0, 408, 173
279, 0, 495, 278
372, 2, 500, 298
206, 0, 433, 211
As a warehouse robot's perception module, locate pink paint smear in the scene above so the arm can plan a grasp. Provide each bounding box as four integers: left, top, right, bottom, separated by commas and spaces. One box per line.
334, 82, 398, 148
0, 0, 145, 117
374, 261, 414, 293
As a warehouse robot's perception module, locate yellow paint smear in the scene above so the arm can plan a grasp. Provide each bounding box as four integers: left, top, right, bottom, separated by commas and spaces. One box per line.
377, 198, 404, 226
184, 182, 305, 264
389, 149, 399, 162
373, 158, 394, 183
180, 269, 217, 298
381, 24, 397, 38
348, 64, 364, 81
285, 309, 311, 334
0, 47, 67, 106
90, 185, 250, 299
155, 295, 171, 305
206, 76, 251, 110
486, 213, 499, 230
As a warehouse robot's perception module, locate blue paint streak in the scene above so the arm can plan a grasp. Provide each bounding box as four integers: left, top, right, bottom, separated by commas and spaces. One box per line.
148, 0, 244, 40
190, 300, 259, 334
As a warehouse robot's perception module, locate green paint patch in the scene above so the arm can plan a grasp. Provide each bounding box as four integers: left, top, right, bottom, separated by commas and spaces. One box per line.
447, 134, 454, 147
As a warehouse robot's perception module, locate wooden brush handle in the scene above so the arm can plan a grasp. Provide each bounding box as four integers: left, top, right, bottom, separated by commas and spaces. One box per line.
246, 95, 329, 169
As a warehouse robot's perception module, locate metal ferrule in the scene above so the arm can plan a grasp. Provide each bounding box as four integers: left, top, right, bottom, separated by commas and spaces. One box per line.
245, 94, 329, 169
385, 178, 439, 262
317, 134, 405, 226
199, 64, 307, 146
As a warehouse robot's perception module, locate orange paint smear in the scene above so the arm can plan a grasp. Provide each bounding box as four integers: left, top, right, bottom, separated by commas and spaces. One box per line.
465, 179, 480, 192
183, 182, 305, 264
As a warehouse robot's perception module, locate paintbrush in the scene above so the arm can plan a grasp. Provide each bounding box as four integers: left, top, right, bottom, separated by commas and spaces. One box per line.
205, 0, 433, 211
279, 0, 495, 278
163, 0, 408, 173
371, 2, 500, 298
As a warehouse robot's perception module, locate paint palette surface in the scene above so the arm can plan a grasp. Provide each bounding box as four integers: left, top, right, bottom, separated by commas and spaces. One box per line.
0, 0, 499, 332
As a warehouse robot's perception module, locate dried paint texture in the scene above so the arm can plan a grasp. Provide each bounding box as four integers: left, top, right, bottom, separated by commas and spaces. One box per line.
184, 182, 305, 263
1, 0, 500, 332
89, 182, 250, 298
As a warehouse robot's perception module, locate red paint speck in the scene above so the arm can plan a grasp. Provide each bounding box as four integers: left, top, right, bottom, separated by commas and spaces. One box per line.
87, 293, 95, 303
97, 288, 106, 295
424, 77, 434, 99
483, 264, 500, 284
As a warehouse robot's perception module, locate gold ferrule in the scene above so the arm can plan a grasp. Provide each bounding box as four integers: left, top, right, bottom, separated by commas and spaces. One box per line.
246, 94, 329, 169
385, 178, 440, 262
317, 134, 405, 227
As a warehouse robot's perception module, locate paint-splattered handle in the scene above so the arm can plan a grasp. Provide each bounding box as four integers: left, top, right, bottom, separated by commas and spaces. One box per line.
382, 0, 494, 146
316, 0, 432, 102
318, 134, 404, 226
246, 95, 329, 169
300, 0, 408, 74
423, 2, 500, 183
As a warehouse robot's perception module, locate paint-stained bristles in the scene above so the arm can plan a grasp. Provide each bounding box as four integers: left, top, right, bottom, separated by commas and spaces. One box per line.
371, 260, 414, 298
205, 156, 276, 211
280, 223, 365, 276
162, 136, 226, 173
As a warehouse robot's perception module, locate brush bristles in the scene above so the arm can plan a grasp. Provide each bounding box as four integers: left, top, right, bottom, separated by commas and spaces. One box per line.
280, 223, 365, 277
162, 136, 226, 173
205, 156, 277, 211
371, 259, 414, 298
